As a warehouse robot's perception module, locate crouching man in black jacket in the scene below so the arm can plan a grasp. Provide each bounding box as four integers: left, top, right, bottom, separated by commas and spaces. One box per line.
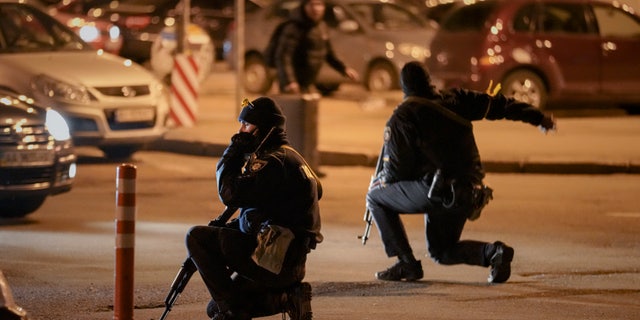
368, 61, 556, 284
186, 97, 322, 320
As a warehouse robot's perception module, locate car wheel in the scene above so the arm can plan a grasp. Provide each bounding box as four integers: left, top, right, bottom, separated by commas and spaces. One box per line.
365, 61, 397, 92
0, 196, 46, 218
99, 145, 141, 160
244, 55, 273, 94
501, 70, 547, 109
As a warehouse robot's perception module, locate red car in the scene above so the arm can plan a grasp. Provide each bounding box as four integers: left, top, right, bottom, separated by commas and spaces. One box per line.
425, 0, 640, 112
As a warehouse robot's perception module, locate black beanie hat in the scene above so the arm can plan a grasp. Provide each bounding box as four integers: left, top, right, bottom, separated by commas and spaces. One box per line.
400, 61, 433, 97
238, 97, 286, 130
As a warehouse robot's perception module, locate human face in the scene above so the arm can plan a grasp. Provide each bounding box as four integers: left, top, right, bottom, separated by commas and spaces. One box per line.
239, 121, 257, 134
304, 0, 326, 22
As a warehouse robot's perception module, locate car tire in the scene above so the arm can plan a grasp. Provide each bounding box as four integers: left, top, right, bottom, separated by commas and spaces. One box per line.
501, 70, 547, 109
365, 61, 397, 92
0, 196, 46, 218
244, 55, 273, 94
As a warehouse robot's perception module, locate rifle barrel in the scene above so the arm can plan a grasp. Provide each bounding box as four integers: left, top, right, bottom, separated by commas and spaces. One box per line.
359, 146, 384, 246
159, 207, 237, 320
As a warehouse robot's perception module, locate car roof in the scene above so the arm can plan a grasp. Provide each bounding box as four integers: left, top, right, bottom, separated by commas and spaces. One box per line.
445, 0, 637, 5
442, 0, 639, 18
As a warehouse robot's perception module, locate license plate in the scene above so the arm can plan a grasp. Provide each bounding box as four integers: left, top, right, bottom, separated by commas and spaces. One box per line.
0, 150, 55, 167
115, 108, 155, 123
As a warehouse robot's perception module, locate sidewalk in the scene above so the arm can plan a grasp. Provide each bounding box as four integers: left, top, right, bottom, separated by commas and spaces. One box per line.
149, 68, 640, 174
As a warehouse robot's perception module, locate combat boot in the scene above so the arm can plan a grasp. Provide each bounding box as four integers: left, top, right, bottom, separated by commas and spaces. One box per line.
285, 282, 312, 320
488, 241, 514, 283
375, 260, 423, 281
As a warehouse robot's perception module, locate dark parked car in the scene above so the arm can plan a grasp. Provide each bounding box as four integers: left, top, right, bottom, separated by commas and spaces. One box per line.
85, 0, 240, 62
0, 90, 76, 218
225, 0, 434, 95
44, 0, 124, 54
425, 0, 640, 111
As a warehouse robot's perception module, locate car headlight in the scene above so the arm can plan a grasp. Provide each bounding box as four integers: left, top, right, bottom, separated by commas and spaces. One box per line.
108, 25, 121, 41
31, 74, 94, 104
46, 109, 71, 141
79, 25, 101, 43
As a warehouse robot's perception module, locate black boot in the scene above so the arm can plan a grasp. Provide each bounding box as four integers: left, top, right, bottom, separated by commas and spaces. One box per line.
375, 259, 423, 281
488, 241, 514, 283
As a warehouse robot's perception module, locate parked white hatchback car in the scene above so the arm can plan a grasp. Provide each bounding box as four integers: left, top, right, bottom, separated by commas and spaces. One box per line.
0, 0, 169, 159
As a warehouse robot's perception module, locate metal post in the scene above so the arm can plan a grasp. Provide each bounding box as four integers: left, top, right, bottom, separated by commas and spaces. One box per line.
235, 0, 245, 115
182, 0, 190, 55
114, 164, 137, 320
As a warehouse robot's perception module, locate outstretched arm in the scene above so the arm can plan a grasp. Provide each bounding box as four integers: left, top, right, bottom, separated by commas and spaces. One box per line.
443, 88, 557, 133
483, 94, 557, 131
325, 40, 359, 81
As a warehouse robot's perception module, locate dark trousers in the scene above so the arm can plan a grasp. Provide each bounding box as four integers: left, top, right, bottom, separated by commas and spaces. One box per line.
185, 225, 306, 314
366, 179, 492, 267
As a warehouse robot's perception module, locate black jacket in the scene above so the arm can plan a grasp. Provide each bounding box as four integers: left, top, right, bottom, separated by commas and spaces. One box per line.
216, 131, 323, 245
274, 6, 347, 91
380, 88, 546, 185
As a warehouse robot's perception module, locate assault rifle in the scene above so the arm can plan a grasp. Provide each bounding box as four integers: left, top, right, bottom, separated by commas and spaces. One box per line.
159, 206, 237, 320
357, 146, 385, 245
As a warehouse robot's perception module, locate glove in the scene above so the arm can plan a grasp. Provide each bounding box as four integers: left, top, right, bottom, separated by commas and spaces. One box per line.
538, 114, 557, 134
208, 217, 227, 227
228, 132, 257, 155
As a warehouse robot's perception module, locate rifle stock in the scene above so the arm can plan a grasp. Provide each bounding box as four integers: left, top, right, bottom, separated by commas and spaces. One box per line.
358, 146, 385, 245
159, 206, 237, 320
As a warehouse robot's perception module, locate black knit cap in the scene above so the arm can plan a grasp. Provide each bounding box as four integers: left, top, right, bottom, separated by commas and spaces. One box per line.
238, 97, 286, 130
400, 61, 433, 97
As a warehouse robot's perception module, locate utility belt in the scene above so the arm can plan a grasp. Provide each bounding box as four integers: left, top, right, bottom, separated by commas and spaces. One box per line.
426, 169, 493, 221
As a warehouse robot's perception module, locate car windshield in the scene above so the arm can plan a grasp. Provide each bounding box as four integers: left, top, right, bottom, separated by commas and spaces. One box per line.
0, 4, 90, 53
440, 2, 498, 31
347, 3, 426, 30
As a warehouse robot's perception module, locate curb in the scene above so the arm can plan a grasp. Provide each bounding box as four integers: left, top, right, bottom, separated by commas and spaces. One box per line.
148, 139, 640, 174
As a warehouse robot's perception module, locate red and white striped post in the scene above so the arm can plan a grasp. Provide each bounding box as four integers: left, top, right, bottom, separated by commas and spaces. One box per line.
168, 54, 199, 127
114, 164, 137, 320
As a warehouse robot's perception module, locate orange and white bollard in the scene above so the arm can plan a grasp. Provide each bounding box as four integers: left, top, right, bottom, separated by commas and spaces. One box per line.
114, 164, 137, 320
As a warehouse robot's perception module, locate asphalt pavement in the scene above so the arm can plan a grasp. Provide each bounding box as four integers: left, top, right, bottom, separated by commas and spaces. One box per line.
6, 66, 639, 320
149, 66, 640, 174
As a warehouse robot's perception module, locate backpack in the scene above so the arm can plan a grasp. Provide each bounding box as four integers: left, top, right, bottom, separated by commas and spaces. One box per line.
263, 20, 296, 68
